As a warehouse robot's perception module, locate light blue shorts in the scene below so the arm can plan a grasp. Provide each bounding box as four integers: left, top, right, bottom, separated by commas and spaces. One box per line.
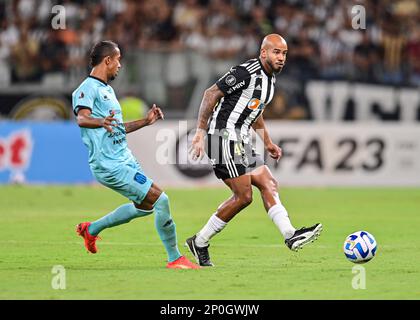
93, 161, 153, 204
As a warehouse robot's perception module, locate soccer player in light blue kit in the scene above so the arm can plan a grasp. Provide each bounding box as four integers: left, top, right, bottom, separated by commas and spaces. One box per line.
73, 40, 199, 269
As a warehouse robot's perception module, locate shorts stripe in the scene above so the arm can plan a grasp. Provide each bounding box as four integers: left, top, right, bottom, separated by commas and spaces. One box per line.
207, 134, 265, 181
223, 139, 239, 178
222, 139, 234, 178
230, 144, 239, 177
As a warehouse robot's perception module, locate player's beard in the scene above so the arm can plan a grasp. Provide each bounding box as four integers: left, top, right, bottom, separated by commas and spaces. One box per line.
109, 72, 118, 82
108, 68, 120, 82
268, 59, 283, 74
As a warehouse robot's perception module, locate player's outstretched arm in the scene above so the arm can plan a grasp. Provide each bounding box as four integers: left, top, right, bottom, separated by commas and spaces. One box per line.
252, 115, 282, 161
77, 108, 118, 133
124, 104, 164, 134
190, 84, 224, 160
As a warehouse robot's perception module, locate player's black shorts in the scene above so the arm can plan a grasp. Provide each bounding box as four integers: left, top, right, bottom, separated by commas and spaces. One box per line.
206, 134, 265, 180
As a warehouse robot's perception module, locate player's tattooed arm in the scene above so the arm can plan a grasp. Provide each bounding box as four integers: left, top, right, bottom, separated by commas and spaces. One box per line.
196, 84, 224, 132
124, 104, 164, 134
77, 108, 118, 133
190, 84, 224, 160
252, 115, 282, 161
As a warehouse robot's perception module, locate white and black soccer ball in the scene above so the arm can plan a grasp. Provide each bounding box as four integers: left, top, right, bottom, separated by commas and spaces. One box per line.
343, 231, 377, 263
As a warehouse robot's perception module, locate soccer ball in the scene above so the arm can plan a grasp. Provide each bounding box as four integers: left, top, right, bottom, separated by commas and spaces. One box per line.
343, 231, 377, 263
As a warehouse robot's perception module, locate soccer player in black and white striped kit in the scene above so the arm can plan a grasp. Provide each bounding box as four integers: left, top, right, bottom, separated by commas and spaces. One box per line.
186, 34, 323, 267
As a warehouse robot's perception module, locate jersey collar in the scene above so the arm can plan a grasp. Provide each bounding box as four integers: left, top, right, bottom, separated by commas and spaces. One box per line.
88, 75, 108, 86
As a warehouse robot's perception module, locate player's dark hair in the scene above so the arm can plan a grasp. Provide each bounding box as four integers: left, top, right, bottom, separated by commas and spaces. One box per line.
89, 40, 119, 67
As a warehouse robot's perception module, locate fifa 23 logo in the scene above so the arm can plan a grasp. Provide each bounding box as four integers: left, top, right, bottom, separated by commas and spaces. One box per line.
0, 130, 33, 171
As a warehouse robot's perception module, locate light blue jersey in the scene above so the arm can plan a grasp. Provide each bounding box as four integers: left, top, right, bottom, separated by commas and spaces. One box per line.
72, 76, 135, 171
72, 76, 152, 204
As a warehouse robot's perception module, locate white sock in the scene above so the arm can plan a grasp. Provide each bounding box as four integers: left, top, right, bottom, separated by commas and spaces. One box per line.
268, 203, 296, 240
195, 213, 227, 247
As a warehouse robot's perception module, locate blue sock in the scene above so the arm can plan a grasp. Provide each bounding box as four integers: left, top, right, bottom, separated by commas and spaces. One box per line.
88, 203, 153, 236
153, 192, 182, 262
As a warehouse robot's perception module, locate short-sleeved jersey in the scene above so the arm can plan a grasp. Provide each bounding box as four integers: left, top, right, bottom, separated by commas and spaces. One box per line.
72, 76, 136, 172
208, 58, 276, 143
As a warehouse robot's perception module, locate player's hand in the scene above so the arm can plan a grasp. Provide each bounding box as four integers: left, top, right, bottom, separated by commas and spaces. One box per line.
146, 104, 164, 126
266, 143, 282, 161
189, 129, 206, 161
102, 111, 118, 133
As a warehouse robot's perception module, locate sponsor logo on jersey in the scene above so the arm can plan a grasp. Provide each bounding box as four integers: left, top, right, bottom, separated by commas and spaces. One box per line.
100, 88, 112, 101
247, 98, 264, 110
225, 74, 237, 86
226, 80, 246, 94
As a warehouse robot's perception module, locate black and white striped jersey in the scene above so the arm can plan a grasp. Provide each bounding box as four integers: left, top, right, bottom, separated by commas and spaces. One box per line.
208, 58, 276, 143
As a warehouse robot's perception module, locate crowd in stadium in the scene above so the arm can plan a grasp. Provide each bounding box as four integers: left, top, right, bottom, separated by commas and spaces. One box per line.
0, 0, 419, 88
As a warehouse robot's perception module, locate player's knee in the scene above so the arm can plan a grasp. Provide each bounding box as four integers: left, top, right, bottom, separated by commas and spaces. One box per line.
260, 177, 278, 193
153, 192, 172, 223
270, 178, 279, 191
159, 191, 169, 203
154, 192, 169, 210
236, 190, 253, 208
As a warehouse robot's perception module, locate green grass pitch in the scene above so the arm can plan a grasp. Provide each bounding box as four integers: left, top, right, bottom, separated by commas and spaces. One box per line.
0, 185, 419, 300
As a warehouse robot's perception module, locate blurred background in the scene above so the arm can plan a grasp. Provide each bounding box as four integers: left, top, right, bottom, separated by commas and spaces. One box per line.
0, 0, 419, 186
1, 0, 420, 119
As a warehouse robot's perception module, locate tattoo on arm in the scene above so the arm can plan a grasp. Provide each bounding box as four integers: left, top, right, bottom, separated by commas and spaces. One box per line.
197, 84, 224, 131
